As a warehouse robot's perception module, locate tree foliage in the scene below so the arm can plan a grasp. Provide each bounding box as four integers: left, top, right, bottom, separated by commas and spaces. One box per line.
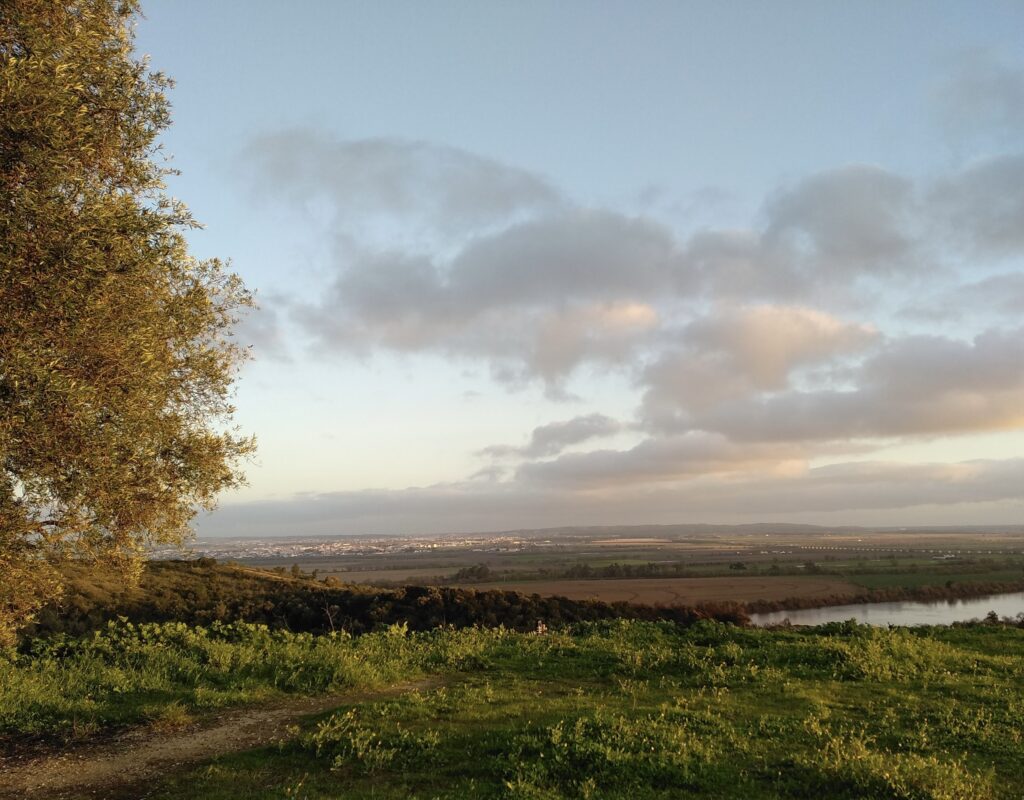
0, 0, 253, 643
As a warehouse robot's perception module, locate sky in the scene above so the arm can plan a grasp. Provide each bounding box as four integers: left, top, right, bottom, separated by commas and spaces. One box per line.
134, 1, 1024, 536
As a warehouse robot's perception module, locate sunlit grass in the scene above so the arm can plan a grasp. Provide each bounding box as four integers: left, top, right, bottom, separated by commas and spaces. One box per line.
3, 619, 1022, 798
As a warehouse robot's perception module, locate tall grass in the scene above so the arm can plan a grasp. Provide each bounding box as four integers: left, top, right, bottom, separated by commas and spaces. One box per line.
4, 617, 1024, 798
0, 620, 503, 738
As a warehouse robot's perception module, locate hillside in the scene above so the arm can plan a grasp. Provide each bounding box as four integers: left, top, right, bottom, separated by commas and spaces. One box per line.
26, 559, 746, 639
5, 560, 1023, 798
2, 617, 1022, 798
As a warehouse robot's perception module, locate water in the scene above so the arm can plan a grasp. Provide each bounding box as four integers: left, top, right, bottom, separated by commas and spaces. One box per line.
750, 591, 1024, 627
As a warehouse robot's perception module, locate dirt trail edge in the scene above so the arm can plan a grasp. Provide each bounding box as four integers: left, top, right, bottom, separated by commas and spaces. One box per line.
0, 677, 443, 800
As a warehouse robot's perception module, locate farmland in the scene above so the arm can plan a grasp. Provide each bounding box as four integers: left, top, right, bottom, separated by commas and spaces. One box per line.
190, 524, 1024, 610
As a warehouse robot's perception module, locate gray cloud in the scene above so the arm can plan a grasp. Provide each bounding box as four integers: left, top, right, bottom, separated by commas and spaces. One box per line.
234, 303, 290, 361
199, 457, 1024, 536
960, 272, 1024, 315
291, 208, 676, 384
300, 209, 680, 326
713, 459, 1024, 515
445, 209, 680, 308
245, 126, 997, 357
765, 165, 917, 273
930, 154, 1024, 258
901, 269, 1024, 323
245, 130, 562, 235
282, 167, 928, 385
681, 229, 800, 301
481, 413, 623, 459
651, 165, 928, 307
934, 53, 1024, 146
254, 133, 1024, 388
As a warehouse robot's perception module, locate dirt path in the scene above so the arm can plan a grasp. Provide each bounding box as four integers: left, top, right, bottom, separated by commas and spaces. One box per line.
0, 677, 441, 800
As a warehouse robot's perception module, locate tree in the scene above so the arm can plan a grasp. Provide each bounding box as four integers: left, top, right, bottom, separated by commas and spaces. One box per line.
1, 0, 253, 643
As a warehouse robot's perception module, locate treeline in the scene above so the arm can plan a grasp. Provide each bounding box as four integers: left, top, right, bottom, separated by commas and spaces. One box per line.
447, 561, 728, 583
445, 557, 1024, 585
741, 579, 1024, 615
24, 559, 748, 642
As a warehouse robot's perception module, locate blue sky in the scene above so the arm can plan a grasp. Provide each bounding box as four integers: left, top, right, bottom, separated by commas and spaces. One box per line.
135, 1, 1024, 535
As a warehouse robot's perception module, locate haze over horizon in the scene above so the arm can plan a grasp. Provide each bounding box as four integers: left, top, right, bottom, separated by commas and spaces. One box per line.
135, 1, 1024, 537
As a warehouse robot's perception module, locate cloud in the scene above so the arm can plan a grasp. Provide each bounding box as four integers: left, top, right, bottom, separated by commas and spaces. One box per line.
249, 124, 1002, 389
667, 165, 928, 306
691, 328, 1024, 442
515, 432, 808, 488
233, 303, 290, 361
701, 458, 1024, 515
681, 229, 800, 301
199, 457, 1024, 536
933, 53, 1024, 146
253, 131, 1024, 392
255, 146, 1023, 387
481, 413, 623, 459
527, 302, 660, 383
235, 125, 1024, 530
901, 269, 1024, 323
930, 154, 1024, 258
684, 304, 876, 386
280, 166, 927, 387
444, 209, 680, 307
290, 208, 680, 384
641, 305, 879, 421
245, 130, 562, 235
765, 165, 917, 273
302, 208, 680, 326
959, 272, 1024, 315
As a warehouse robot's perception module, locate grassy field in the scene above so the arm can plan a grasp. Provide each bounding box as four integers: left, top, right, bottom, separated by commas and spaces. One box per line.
3, 619, 1024, 798
0, 621, 456, 739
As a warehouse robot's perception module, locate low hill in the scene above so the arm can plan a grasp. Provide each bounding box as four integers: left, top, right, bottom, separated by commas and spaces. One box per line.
26, 559, 746, 640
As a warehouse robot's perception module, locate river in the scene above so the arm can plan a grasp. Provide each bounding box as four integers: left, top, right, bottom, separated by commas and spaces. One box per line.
749, 590, 1024, 627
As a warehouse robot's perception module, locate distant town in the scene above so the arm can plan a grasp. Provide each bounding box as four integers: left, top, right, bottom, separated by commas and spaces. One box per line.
154, 523, 1024, 565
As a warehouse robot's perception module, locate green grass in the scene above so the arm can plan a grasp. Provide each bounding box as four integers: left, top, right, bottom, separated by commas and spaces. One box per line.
5, 619, 1024, 798
0, 620, 492, 739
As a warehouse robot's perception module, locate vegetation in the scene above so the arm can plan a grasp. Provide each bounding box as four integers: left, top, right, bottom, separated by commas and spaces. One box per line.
23, 559, 748, 640
440, 555, 1024, 614
742, 580, 1024, 615
0, 619, 467, 740
4, 2, 1019, 798
4, 617, 1023, 798
0, 0, 252, 643
442, 555, 1024, 587
23, 560, 1024, 646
